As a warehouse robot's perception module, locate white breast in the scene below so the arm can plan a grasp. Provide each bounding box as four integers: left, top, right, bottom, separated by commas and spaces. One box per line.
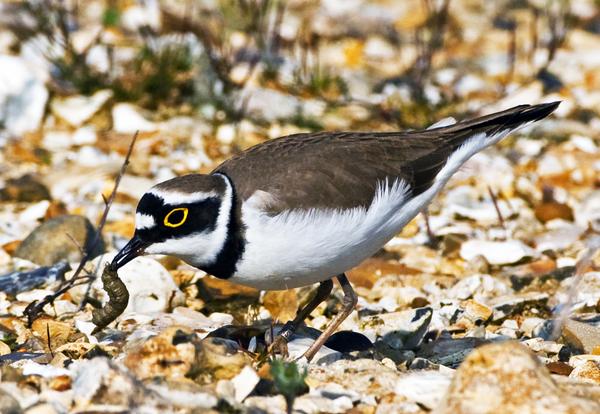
230, 129, 511, 290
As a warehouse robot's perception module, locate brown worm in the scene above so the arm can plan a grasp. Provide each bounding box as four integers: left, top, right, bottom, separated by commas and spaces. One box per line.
91, 264, 130, 333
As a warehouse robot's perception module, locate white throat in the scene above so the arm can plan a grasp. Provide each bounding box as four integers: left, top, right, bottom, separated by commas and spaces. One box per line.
145, 174, 234, 267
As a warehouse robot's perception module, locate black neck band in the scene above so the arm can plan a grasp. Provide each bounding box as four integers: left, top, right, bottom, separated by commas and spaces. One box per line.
201, 173, 245, 279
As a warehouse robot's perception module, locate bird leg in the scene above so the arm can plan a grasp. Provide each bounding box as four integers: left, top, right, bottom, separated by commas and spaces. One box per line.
302, 273, 357, 362
268, 278, 333, 357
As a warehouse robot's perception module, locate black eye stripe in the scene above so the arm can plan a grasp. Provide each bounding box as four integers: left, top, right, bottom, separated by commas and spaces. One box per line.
135, 194, 222, 241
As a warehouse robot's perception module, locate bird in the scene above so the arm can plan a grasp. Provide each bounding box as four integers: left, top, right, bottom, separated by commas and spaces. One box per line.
112, 101, 559, 361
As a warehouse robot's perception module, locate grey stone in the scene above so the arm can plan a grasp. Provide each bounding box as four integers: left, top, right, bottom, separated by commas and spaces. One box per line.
0, 174, 50, 202
562, 319, 600, 354
0, 388, 22, 414
15, 215, 104, 265
0, 262, 69, 295
434, 341, 600, 414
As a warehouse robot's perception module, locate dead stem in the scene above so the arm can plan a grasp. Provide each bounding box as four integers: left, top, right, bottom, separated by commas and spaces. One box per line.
23, 131, 138, 327
487, 185, 506, 231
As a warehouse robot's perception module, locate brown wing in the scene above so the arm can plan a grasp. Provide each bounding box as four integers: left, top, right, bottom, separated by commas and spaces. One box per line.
213, 102, 558, 213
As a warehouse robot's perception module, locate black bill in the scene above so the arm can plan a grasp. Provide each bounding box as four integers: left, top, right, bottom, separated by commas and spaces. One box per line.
111, 235, 148, 269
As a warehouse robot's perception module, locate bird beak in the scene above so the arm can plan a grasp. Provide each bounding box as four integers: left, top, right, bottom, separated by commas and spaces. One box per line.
111, 235, 148, 269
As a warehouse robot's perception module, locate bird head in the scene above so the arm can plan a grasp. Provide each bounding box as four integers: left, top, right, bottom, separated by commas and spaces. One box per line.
112, 173, 233, 270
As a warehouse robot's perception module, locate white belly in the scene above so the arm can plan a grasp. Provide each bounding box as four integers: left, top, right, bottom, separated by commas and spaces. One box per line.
230, 180, 414, 290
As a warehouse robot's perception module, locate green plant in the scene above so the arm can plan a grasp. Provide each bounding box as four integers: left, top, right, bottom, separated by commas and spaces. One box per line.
270, 360, 309, 414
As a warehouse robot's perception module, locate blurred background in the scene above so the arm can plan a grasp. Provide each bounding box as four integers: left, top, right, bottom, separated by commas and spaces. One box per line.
0, 0, 599, 300
0, 0, 598, 291
0, 2, 599, 412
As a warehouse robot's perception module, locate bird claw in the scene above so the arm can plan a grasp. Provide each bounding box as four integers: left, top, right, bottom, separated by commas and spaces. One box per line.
267, 334, 290, 359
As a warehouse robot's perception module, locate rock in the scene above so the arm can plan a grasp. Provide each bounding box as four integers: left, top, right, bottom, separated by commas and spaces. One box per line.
70, 357, 152, 408
14, 215, 103, 266
293, 394, 354, 413
124, 327, 203, 381
576, 191, 600, 232
199, 337, 252, 381
308, 358, 402, 399
262, 290, 298, 323
24, 403, 59, 414
0, 55, 48, 138
152, 307, 233, 332
31, 317, 73, 350
535, 201, 574, 223
547, 361, 574, 376
395, 370, 453, 410
489, 292, 549, 321
287, 335, 342, 364
20, 360, 70, 378
562, 319, 600, 354
445, 186, 516, 224
87, 252, 184, 315
419, 337, 488, 368
238, 87, 325, 122
0, 388, 21, 414
361, 307, 432, 350
435, 341, 600, 414
112, 103, 159, 134
457, 300, 493, 327
554, 272, 600, 311
535, 223, 585, 252
0, 262, 69, 296
0, 175, 51, 202
231, 366, 260, 402
0, 340, 10, 355
50, 90, 112, 127
216, 124, 237, 145
460, 240, 538, 265
145, 382, 217, 410
569, 361, 600, 383
446, 274, 511, 302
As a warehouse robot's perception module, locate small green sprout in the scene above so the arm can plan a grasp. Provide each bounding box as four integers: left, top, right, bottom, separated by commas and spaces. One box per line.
270, 360, 309, 414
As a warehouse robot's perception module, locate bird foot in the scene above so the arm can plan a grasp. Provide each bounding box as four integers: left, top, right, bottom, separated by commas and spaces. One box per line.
267, 334, 290, 359
266, 322, 296, 359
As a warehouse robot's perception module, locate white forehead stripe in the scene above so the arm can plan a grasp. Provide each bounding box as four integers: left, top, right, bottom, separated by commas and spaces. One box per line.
135, 213, 156, 230
149, 189, 219, 205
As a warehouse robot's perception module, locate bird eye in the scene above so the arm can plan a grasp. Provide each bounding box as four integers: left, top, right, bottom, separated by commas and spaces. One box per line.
164, 207, 188, 228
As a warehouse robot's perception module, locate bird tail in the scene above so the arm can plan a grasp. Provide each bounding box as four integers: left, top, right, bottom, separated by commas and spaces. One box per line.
436, 101, 561, 149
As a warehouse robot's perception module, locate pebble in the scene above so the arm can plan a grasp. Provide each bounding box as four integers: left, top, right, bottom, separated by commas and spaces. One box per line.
50, 90, 112, 127
576, 191, 600, 231
569, 360, 600, 383
489, 292, 549, 321
231, 365, 260, 402
0, 175, 51, 202
124, 327, 203, 381
435, 341, 600, 413
562, 319, 600, 354
395, 370, 452, 410
112, 103, 159, 134
14, 215, 103, 266
199, 337, 253, 381
0, 262, 69, 295
419, 337, 488, 368
0, 388, 21, 414
361, 307, 432, 350
460, 240, 538, 265
0, 55, 48, 137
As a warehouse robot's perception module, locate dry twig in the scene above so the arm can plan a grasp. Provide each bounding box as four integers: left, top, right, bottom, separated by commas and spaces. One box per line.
24, 132, 139, 326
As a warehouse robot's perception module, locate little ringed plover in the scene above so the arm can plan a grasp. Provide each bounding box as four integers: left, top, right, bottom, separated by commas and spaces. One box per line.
113, 101, 559, 360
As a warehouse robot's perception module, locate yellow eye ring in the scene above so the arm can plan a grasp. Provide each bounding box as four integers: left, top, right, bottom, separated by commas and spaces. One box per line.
164, 207, 188, 228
